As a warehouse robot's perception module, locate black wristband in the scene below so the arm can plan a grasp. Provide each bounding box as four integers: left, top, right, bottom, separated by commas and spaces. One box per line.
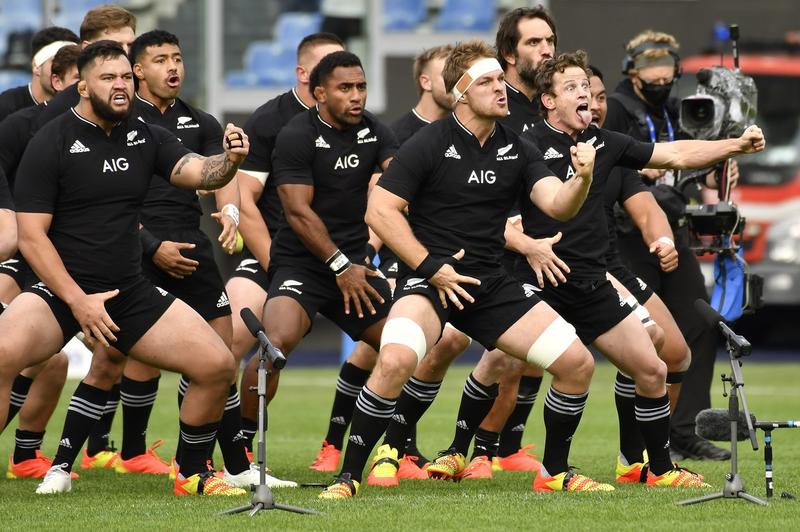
140, 228, 162, 258
325, 249, 352, 276
416, 254, 445, 279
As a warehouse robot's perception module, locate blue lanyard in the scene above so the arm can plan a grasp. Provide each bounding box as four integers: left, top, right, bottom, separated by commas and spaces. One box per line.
644, 110, 674, 143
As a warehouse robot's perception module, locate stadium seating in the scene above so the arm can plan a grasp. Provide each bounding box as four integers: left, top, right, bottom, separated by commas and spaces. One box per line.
0, 69, 30, 93
383, 0, 427, 31
0, 2, 41, 31
226, 11, 321, 87
434, 0, 495, 32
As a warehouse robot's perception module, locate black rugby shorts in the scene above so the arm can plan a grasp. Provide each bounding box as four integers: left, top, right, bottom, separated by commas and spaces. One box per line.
26, 275, 175, 352
0, 252, 33, 291
267, 265, 392, 341
516, 265, 633, 345
141, 228, 230, 321
394, 269, 541, 350
229, 250, 270, 291
608, 260, 655, 305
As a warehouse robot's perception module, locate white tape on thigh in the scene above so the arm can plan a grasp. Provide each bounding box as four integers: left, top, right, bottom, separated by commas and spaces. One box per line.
444, 322, 472, 346
381, 317, 428, 363
526, 317, 577, 369
624, 295, 654, 328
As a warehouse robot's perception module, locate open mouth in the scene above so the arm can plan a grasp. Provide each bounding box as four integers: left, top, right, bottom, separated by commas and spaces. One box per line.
111, 92, 129, 106
576, 102, 591, 127
166, 74, 180, 88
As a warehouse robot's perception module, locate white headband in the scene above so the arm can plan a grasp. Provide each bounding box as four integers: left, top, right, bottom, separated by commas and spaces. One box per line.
451, 57, 503, 102
33, 41, 75, 68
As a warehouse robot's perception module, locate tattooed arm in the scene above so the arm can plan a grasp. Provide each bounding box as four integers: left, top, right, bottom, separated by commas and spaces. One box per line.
169, 123, 250, 190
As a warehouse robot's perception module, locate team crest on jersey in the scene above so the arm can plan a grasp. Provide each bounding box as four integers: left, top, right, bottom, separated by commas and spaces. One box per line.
496, 143, 518, 161
585, 136, 605, 151
176, 116, 199, 129
126, 130, 146, 146
543, 147, 563, 160
356, 127, 377, 144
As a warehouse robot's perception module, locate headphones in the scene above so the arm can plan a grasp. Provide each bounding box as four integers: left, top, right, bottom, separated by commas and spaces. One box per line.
621, 41, 681, 79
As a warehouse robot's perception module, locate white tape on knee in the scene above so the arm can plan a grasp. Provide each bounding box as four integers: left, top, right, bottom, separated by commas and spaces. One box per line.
381, 317, 428, 363
526, 317, 577, 369
624, 295, 655, 328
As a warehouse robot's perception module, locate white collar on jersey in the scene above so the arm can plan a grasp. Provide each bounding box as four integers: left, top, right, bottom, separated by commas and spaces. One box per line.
411, 108, 431, 124
315, 105, 335, 129
452, 112, 496, 139
135, 92, 177, 109
70, 107, 98, 128
292, 87, 310, 110
27, 83, 38, 105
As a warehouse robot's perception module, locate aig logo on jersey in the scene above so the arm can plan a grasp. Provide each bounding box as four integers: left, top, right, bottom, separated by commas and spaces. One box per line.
335, 154, 359, 170
103, 158, 129, 173
356, 127, 377, 144
126, 130, 146, 147
468, 170, 496, 184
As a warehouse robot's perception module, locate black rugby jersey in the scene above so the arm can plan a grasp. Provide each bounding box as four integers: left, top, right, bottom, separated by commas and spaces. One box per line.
0, 167, 13, 210
0, 103, 45, 191
603, 166, 647, 267
520, 121, 653, 280
271, 107, 398, 271
379, 114, 552, 276
15, 109, 191, 291
134, 94, 223, 229
0, 84, 36, 122
241, 88, 309, 239
35, 83, 79, 131
500, 81, 540, 135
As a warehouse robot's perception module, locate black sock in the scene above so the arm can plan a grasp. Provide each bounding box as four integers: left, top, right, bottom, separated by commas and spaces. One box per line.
383, 377, 441, 453
5, 374, 33, 429
339, 385, 396, 483
241, 417, 257, 452
541, 386, 588, 476
615, 372, 645, 464
403, 426, 429, 464
498, 376, 542, 457
177, 375, 189, 408
217, 384, 250, 475
53, 381, 109, 473
120, 375, 159, 460
178, 420, 219, 478
635, 393, 672, 475
472, 428, 500, 460
13, 429, 44, 462
324, 362, 370, 449
87, 383, 119, 456
448, 373, 499, 456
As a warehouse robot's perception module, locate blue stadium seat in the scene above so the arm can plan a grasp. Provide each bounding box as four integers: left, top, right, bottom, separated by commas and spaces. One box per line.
274, 12, 322, 48
0, 2, 41, 31
241, 41, 296, 86
224, 70, 260, 88
383, 0, 426, 31
435, 0, 495, 32
0, 69, 30, 93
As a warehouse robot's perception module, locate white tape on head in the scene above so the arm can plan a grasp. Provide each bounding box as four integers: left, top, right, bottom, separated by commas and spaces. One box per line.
526, 316, 577, 369
33, 41, 75, 68
381, 317, 428, 363
451, 57, 503, 102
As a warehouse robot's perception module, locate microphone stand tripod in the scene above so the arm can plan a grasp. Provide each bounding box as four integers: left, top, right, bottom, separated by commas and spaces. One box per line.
221, 342, 319, 516
677, 333, 767, 506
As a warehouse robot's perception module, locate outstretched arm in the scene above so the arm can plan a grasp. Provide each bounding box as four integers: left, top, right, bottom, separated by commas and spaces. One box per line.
169, 123, 249, 190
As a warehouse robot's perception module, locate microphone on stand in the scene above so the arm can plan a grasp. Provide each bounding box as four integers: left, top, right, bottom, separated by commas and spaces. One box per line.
240, 308, 287, 369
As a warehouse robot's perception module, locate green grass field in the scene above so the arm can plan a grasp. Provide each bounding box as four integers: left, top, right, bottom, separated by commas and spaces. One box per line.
1, 361, 798, 531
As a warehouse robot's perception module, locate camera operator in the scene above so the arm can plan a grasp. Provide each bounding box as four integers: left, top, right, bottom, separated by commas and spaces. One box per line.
605, 30, 733, 462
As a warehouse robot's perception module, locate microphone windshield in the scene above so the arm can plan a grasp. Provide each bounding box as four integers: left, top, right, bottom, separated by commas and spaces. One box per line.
240, 307, 264, 338
695, 408, 752, 441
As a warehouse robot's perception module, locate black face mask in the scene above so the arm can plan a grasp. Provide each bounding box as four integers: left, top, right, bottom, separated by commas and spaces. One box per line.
639, 80, 673, 107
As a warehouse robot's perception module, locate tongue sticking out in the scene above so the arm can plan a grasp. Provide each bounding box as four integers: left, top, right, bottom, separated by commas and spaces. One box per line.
577, 109, 592, 128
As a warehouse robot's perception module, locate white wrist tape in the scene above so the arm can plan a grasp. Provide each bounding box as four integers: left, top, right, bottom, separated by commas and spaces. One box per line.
451, 57, 503, 102
325, 249, 352, 276
656, 236, 674, 247
33, 41, 75, 68
221, 203, 240, 226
